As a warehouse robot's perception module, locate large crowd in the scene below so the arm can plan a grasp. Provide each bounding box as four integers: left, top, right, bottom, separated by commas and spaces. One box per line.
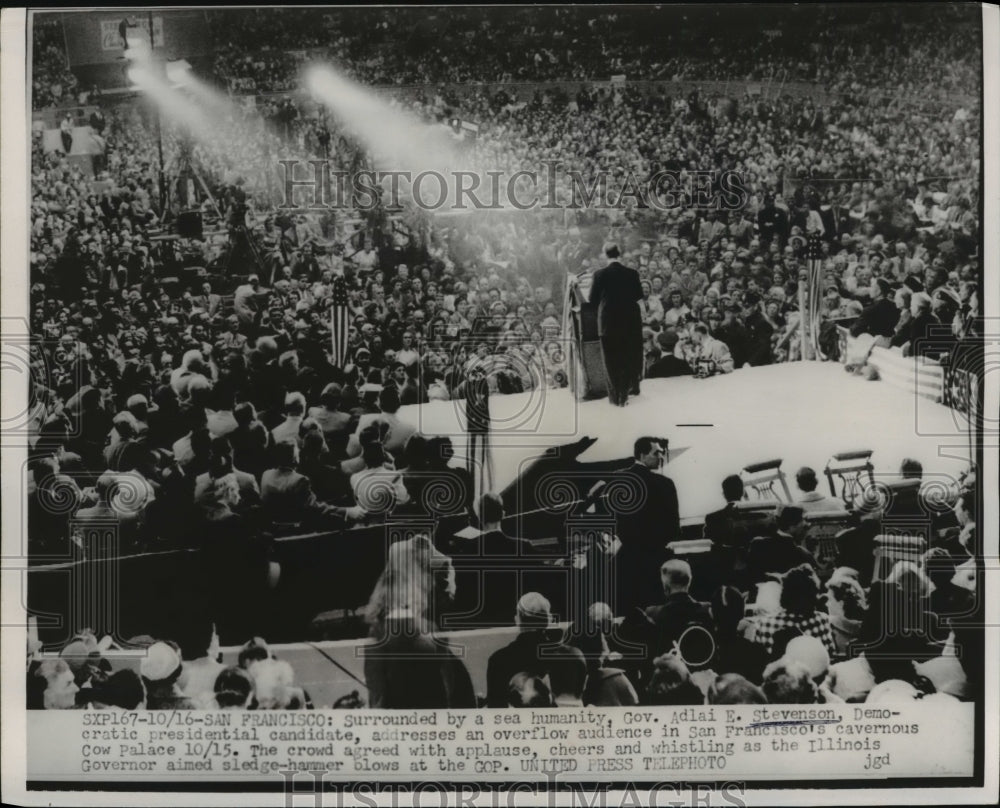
26, 6, 983, 707
29, 461, 981, 709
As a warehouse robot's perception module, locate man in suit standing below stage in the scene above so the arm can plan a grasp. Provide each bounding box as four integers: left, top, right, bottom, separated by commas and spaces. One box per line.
606, 437, 681, 612
588, 244, 644, 406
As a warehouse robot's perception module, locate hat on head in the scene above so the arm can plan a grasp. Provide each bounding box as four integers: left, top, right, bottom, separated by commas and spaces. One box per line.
657, 330, 679, 351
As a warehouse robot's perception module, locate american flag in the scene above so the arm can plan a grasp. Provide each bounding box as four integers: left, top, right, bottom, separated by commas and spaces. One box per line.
330, 276, 350, 368
944, 363, 976, 418
806, 231, 824, 280
805, 231, 825, 358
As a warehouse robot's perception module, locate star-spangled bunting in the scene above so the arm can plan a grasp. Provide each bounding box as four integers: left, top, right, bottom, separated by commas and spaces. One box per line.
330, 276, 350, 368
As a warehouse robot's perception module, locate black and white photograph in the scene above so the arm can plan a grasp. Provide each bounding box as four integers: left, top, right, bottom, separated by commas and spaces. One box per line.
1, 3, 997, 806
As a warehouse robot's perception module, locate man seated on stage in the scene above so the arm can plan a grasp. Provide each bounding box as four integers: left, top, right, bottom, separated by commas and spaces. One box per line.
703, 474, 749, 545
795, 467, 844, 513
646, 330, 693, 378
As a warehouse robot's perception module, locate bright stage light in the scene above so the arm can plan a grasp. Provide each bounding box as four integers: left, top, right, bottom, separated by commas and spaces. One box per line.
124, 32, 151, 59
305, 64, 463, 174
166, 59, 192, 88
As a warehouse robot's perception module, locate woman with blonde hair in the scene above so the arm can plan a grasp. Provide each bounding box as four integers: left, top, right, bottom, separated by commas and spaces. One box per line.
362, 535, 475, 709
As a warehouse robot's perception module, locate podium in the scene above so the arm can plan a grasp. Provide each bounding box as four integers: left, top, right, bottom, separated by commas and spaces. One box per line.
563, 272, 608, 400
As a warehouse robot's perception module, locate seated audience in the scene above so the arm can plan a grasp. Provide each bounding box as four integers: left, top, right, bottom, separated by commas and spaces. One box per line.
507, 673, 553, 708
748, 505, 816, 583
795, 467, 843, 512
646, 653, 705, 706
486, 592, 571, 708
752, 564, 835, 657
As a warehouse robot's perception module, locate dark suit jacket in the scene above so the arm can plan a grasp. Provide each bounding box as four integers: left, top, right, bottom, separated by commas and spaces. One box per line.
647, 354, 693, 378
260, 466, 343, 527
714, 321, 751, 368
747, 533, 817, 583
643, 592, 713, 656
606, 464, 680, 553
744, 310, 775, 366
365, 617, 476, 709
851, 297, 900, 339
479, 529, 535, 557
899, 312, 941, 358
486, 630, 569, 707
588, 261, 643, 338
704, 502, 737, 546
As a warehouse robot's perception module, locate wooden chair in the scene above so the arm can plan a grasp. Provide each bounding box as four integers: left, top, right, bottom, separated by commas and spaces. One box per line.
824, 450, 875, 506
741, 459, 792, 503
872, 534, 927, 583
803, 510, 853, 578
666, 539, 714, 556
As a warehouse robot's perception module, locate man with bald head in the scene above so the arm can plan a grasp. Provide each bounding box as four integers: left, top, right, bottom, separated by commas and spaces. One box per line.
485, 592, 573, 707
643, 559, 713, 657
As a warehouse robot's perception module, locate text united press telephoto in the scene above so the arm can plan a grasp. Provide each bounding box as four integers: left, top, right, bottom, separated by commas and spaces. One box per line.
3, 3, 997, 807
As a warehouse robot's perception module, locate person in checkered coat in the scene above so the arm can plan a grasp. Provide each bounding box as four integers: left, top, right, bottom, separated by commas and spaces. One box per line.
752, 564, 835, 658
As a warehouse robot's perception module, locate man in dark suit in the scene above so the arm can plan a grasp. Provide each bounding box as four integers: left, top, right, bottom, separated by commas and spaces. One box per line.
477, 493, 534, 557
713, 304, 751, 368
747, 504, 817, 584
485, 593, 572, 707
644, 559, 713, 657
703, 474, 748, 546
605, 437, 680, 612
588, 244, 643, 406
742, 292, 775, 366
850, 278, 900, 339
260, 440, 362, 529
756, 194, 789, 248
646, 330, 693, 378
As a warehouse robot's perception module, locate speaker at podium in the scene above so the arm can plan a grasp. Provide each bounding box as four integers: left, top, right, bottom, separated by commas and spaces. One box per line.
563, 271, 608, 401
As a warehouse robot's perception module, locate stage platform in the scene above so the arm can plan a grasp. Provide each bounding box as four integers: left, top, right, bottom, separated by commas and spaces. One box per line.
399, 361, 972, 521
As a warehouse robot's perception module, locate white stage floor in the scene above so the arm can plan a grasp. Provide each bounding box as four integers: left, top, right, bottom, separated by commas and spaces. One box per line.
399, 362, 973, 522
